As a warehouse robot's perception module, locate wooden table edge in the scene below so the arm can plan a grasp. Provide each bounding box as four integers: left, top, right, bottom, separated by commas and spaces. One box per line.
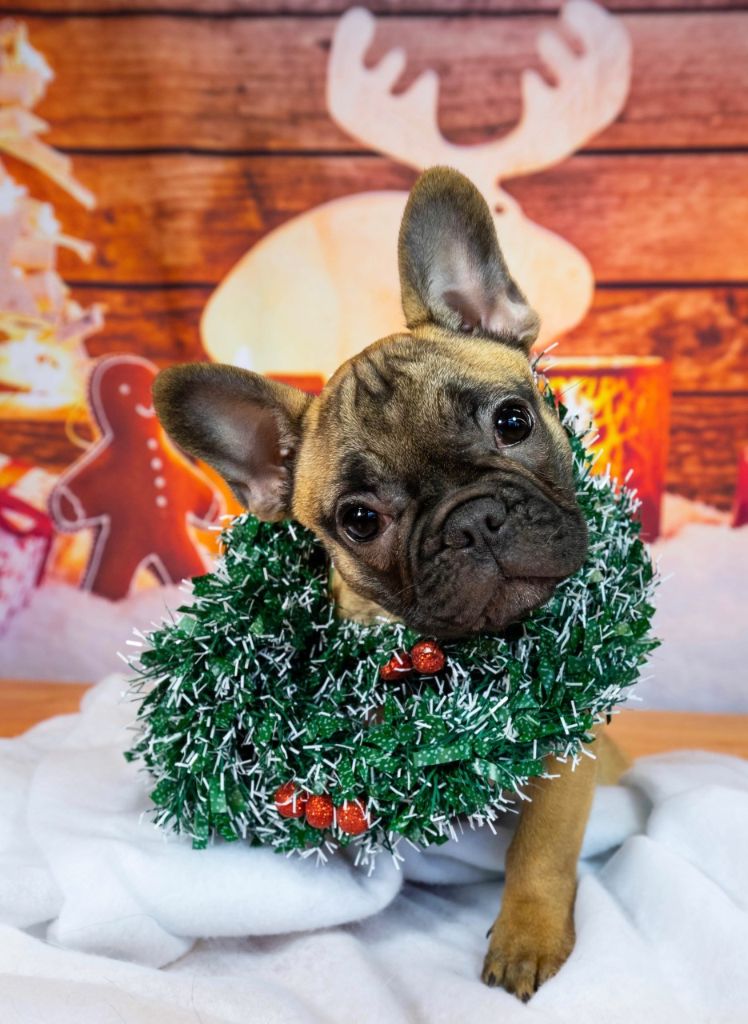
1, 679, 746, 760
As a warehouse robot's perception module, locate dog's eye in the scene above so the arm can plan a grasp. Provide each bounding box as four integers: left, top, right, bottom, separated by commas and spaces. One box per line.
494, 402, 533, 446
341, 505, 380, 542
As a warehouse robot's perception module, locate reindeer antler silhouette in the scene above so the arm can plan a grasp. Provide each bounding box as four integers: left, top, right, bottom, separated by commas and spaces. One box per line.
328, 1, 631, 196
202, 1, 632, 382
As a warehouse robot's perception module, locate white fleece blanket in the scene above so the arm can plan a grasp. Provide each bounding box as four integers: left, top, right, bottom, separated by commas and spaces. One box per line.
1, 675, 747, 1023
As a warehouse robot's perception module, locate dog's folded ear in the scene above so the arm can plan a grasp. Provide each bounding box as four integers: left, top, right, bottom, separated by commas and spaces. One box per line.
152, 364, 312, 520
398, 166, 540, 352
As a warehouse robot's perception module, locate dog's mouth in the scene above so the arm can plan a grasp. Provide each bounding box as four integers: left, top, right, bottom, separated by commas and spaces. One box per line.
396, 474, 587, 638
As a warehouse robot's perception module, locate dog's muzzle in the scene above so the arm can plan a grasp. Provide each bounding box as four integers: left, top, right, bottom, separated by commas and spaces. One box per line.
406, 479, 588, 636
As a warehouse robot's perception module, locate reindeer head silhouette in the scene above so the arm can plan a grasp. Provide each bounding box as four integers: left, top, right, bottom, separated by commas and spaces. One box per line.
202, 0, 631, 380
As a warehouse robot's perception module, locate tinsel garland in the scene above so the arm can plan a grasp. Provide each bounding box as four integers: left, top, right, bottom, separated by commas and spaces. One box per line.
126, 390, 659, 866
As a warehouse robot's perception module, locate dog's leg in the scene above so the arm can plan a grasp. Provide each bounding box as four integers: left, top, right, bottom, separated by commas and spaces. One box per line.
482, 743, 598, 1001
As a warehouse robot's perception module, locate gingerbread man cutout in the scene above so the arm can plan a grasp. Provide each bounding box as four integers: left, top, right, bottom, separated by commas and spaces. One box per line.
50, 354, 222, 600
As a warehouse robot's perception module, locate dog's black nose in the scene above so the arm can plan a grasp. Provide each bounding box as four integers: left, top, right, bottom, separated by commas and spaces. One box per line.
443, 498, 506, 550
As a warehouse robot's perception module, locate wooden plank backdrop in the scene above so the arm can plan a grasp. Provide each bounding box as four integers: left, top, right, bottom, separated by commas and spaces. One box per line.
16, 154, 748, 284
21, 13, 748, 151
3, 1, 748, 511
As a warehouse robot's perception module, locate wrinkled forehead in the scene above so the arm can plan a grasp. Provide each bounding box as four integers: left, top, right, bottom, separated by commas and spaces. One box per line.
311, 334, 543, 486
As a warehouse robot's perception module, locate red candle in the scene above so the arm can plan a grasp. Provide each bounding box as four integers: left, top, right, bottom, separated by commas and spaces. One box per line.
542, 356, 671, 541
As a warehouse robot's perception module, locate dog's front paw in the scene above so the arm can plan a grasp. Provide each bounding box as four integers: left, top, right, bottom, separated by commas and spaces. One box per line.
481, 901, 574, 1002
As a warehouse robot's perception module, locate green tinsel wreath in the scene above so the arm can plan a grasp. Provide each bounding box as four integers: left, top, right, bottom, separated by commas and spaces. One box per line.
126, 389, 659, 865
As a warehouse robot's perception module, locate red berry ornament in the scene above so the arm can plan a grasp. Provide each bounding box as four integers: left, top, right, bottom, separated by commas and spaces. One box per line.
274, 781, 308, 819
336, 798, 369, 836
305, 793, 334, 829
379, 650, 413, 681
410, 639, 446, 674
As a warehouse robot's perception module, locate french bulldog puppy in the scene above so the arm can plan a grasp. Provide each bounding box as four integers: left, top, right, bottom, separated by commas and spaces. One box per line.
153, 166, 619, 1001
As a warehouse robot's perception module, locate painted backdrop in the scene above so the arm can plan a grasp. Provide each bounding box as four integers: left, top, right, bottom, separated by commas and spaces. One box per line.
0, 2, 746, 710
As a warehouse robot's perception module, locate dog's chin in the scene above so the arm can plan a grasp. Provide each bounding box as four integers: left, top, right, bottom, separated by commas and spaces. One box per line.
398, 576, 561, 640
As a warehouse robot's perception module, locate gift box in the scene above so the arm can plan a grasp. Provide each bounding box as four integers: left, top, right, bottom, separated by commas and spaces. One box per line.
0, 487, 53, 634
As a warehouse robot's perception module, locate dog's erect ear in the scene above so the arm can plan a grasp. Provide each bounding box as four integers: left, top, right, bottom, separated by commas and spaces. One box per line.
153, 363, 312, 520
398, 166, 540, 352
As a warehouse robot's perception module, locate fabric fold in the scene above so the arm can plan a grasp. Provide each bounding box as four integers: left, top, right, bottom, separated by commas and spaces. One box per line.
1, 675, 747, 1022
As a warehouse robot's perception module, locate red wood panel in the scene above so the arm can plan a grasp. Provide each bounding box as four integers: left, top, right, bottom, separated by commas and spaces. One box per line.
20, 13, 748, 152
668, 393, 748, 508
558, 287, 748, 392
66, 284, 748, 393
9, 152, 746, 285
83, 287, 209, 365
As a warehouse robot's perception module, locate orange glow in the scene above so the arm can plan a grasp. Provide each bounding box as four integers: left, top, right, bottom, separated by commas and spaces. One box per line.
542, 356, 671, 539
0, 314, 91, 418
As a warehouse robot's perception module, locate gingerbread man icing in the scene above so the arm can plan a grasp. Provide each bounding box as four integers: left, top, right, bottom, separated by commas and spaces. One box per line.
50, 355, 222, 600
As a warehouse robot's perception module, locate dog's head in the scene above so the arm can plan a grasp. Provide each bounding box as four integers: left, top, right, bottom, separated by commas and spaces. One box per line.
154, 167, 588, 638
